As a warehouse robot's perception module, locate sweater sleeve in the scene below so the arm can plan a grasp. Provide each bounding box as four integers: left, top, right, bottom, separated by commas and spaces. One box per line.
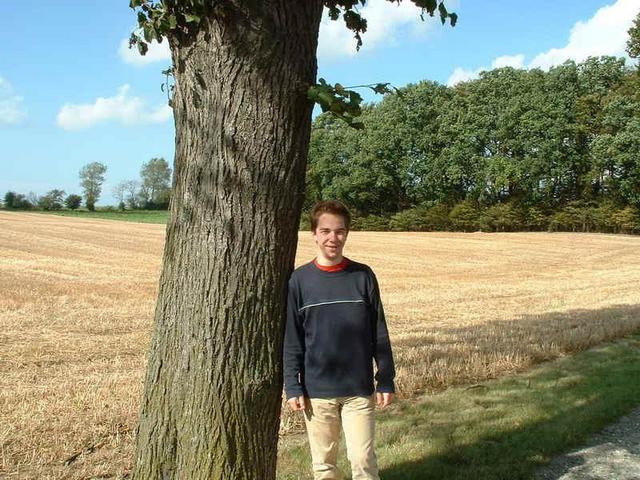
283, 276, 306, 399
368, 269, 396, 393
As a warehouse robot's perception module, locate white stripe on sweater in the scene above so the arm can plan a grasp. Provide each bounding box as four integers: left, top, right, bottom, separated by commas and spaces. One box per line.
299, 299, 365, 312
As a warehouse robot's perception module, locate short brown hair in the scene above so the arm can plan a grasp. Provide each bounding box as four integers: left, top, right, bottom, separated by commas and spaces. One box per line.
310, 200, 351, 232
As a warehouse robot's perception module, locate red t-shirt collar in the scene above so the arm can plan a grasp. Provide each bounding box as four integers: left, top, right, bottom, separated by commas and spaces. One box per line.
313, 257, 349, 272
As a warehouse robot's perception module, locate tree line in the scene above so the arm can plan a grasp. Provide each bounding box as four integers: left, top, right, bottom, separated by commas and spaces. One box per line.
2, 157, 172, 212
305, 55, 640, 234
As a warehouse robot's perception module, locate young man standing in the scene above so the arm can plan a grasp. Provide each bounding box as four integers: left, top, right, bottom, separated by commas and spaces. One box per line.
283, 200, 396, 480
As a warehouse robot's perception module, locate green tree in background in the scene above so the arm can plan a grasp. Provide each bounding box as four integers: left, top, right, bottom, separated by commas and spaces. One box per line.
64, 194, 82, 210
3, 191, 16, 209
38, 189, 65, 211
79, 162, 107, 211
306, 55, 637, 230
139, 157, 172, 209
3, 191, 32, 210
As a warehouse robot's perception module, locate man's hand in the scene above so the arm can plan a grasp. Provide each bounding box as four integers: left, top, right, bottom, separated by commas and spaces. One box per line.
287, 395, 307, 411
376, 392, 394, 409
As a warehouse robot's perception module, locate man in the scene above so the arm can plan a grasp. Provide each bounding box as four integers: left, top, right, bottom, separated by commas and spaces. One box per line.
283, 200, 396, 480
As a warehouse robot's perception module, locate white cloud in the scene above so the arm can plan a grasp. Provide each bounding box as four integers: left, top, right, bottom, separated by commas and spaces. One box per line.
447, 0, 640, 86
446, 67, 479, 86
0, 76, 27, 126
56, 85, 172, 130
118, 36, 171, 65
530, 0, 638, 69
491, 54, 525, 70
318, 0, 446, 61
446, 54, 526, 85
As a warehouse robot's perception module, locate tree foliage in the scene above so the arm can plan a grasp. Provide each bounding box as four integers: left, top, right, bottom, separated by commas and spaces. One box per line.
307, 55, 639, 233
79, 162, 107, 211
38, 189, 65, 211
139, 157, 172, 208
3, 191, 32, 210
128, 0, 456, 127
64, 194, 83, 210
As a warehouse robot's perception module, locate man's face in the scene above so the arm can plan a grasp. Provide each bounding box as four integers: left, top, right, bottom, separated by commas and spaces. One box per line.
313, 213, 348, 262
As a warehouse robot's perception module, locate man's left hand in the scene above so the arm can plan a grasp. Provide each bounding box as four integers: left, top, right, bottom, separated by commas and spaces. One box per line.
376, 392, 394, 409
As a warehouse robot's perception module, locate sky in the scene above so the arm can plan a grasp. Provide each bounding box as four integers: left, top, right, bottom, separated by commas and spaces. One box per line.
0, 0, 638, 206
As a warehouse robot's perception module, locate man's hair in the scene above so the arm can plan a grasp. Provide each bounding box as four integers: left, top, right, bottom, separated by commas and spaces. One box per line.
310, 200, 351, 232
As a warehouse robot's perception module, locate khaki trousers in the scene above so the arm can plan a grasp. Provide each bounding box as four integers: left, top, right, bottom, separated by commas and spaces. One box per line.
303, 395, 379, 480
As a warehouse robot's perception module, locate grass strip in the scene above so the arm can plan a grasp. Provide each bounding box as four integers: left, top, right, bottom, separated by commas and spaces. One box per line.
37, 209, 169, 224
277, 334, 640, 479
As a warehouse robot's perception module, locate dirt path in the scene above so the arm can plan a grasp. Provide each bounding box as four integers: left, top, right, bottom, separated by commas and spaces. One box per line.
537, 407, 640, 480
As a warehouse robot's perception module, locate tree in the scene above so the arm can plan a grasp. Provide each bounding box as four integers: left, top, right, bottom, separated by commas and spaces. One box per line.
124, 180, 140, 209
128, 1, 455, 479
3, 191, 32, 210
38, 189, 65, 210
140, 157, 172, 208
65, 194, 83, 210
79, 162, 107, 211
3, 191, 16, 209
112, 181, 128, 210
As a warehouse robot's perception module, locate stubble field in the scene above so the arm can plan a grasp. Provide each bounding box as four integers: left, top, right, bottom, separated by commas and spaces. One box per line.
1, 211, 640, 479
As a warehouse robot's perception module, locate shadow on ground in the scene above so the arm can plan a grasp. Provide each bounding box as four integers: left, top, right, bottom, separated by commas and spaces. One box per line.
378, 331, 640, 479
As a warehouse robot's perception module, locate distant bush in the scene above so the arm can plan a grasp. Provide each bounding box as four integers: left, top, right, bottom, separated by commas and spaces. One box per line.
612, 206, 640, 234
64, 194, 82, 210
524, 206, 549, 231
389, 208, 429, 231
479, 202, 526, 232
3, 191, 32, 210
549, 201, 608, 232
38, 190, 65, 211
388, 204, 452, 231
298, 200, 640, 234
449, 202, 482, 232
351, 215, 390, 231
299, 212, 311, 231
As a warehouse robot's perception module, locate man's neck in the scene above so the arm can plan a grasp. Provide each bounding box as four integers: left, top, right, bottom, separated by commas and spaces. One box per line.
315, 254, 343, 266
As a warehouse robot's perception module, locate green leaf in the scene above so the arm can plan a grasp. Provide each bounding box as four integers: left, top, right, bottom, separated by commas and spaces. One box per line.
371, 83, 391, 95
143, 24, 154, 42
137, 40, 149, 56
318, 92, 335, 108
168, 14, 177, 29
184, 13, 201, 23
424, 0, 437, 14
348, 90, 363, 104
438, 3, 448, 24
449, 12, 458, 26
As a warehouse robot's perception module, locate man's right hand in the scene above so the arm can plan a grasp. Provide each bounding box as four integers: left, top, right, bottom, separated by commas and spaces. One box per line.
287, 395, 306, 411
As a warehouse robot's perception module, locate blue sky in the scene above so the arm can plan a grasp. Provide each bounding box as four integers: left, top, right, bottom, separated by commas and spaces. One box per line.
0, 0, 637, 205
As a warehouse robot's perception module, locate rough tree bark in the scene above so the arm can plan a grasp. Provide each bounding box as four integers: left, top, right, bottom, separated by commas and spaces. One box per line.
132, 2, 324, 478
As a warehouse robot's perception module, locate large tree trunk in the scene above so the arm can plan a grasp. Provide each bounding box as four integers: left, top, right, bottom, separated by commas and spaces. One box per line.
132, 3, 324, 479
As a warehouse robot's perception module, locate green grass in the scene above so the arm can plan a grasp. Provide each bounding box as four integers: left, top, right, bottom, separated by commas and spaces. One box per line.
34, 209, 169, 224
277, 335, 640, 480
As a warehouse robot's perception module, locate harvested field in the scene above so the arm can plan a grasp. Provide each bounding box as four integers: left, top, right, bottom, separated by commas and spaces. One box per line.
1, 211, 639, 479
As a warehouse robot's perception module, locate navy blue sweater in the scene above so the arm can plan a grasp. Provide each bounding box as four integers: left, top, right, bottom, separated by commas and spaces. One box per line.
283, 259, 396, 399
